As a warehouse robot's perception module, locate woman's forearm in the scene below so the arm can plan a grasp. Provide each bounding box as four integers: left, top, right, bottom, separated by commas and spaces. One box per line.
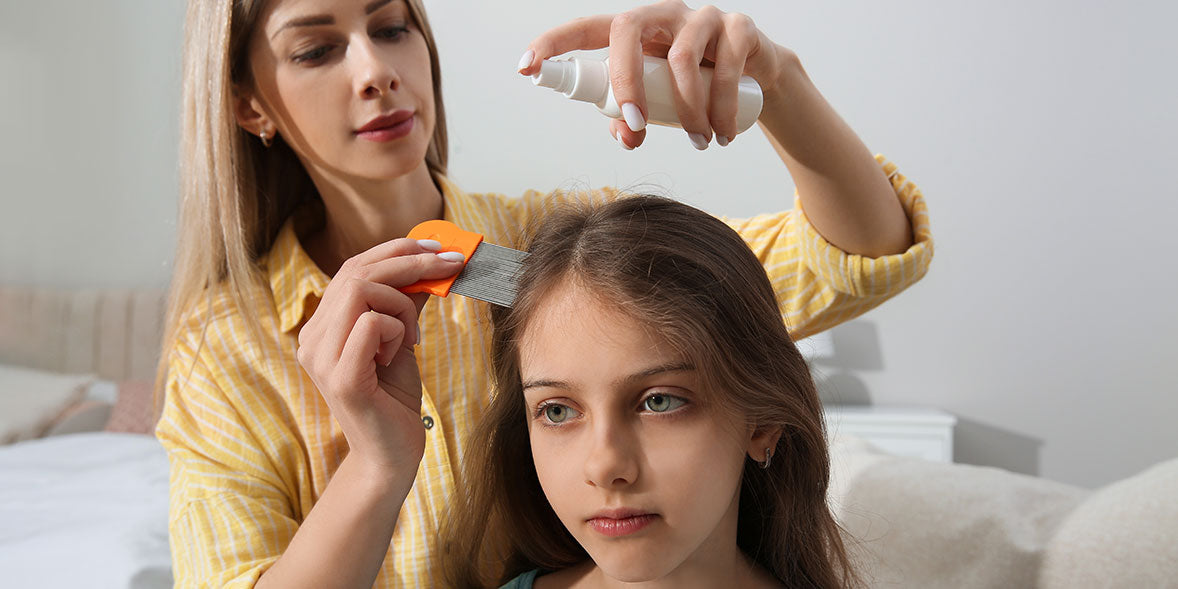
255, 454, 412, 588
758, 49, 913, 258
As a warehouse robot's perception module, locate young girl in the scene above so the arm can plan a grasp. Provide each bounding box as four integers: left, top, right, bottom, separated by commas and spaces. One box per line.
443, 195, 857, 588
157, 0, 930, 586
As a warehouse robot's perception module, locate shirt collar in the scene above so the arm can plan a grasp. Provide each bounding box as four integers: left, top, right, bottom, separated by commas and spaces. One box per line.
266, 218, 330, 333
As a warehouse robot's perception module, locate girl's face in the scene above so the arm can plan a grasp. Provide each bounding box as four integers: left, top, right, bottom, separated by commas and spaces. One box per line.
240, 0, 434, 181
520, 284, 756, 583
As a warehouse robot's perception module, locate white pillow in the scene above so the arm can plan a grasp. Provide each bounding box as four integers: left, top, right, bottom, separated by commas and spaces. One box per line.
0, 364, 95, 444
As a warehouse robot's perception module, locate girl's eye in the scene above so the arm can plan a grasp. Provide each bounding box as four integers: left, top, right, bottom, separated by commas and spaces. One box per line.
542, 404, 580, 424
643, 393, 686, 413
292, 46, 332, 64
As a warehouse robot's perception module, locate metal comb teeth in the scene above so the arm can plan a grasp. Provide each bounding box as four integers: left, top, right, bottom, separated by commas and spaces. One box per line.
448, 242, 529, 307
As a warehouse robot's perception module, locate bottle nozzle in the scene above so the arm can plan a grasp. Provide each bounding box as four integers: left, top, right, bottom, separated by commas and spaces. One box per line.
532, 59, 575, 94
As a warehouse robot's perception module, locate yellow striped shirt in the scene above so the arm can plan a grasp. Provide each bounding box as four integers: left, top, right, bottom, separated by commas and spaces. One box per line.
156, 157, 932, 587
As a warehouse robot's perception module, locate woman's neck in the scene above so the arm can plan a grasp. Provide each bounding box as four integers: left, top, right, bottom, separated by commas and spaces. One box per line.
303, 163, 444, 276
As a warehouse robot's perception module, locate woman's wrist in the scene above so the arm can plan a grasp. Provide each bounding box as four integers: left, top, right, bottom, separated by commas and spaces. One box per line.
758, 45, 810, 123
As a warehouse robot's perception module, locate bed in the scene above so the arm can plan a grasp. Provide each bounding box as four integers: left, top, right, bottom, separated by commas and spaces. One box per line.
0, 286, 172, 588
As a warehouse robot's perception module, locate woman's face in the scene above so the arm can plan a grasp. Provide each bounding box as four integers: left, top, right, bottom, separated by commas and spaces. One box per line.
242, 0, 434, 181
520, 284, 754, 583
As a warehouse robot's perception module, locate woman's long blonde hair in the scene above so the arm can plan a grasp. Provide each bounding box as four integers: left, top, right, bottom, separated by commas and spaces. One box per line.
157, 0, 448, 388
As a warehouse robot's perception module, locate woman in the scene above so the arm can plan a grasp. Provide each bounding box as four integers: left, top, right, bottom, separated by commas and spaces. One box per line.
155, 0, 932, 587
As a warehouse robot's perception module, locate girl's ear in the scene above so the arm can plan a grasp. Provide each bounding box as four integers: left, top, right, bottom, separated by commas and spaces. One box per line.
232, 85, 273, 138
747, 425, 783, 463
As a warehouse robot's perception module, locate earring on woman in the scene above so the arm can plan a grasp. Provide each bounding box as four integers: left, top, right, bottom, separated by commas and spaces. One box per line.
760, 446, 773, 470
260, 130, 273, 148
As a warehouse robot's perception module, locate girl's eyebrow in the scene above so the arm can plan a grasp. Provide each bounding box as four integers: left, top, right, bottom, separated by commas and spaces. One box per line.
619, 361, 695, 386
521, 362, 695, 392
270, 0, 397, 40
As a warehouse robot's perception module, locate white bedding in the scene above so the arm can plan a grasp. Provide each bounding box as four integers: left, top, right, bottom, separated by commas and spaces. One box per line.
0, 433, 172, 588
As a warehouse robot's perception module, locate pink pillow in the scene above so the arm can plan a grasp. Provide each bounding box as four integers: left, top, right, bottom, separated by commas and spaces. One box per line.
104, 380, 160, 434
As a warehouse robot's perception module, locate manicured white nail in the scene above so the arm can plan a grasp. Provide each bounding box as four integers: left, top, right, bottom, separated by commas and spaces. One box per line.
616, 132, 633, 151
417, 239, 441, 251
437, 251, 466, 262
716, 135, 730, 147
688, 132, 709, 151
517, 49, 535, 72
621, 103, 646, 132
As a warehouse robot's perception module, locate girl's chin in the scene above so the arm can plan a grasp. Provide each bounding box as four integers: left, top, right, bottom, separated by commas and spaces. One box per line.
590, 553, 679, 584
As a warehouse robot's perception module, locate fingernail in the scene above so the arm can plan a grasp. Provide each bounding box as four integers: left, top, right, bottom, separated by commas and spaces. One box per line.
621, 103, 646, 132
688, 132, 709, 151
437, 251, 466, 262
517, 49, 535, 73
616, 132, 633, 151
716, 135, 730, 147
417, 239, 442, 251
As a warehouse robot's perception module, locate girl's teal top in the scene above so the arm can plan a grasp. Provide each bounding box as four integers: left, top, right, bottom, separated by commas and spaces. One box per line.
500, 569, 541, 588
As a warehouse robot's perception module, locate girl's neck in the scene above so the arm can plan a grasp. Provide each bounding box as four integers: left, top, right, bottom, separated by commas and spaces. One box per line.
543, 548, 780, 589
303, 163, 444, 276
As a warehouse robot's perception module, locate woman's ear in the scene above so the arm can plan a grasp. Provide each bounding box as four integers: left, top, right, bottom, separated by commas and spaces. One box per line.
232, 85, 273, 138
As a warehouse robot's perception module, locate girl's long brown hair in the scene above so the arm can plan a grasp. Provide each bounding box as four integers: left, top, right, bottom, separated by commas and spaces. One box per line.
440, 195, 858, 588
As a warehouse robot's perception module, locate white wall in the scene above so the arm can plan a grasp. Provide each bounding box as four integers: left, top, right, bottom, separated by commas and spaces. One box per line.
0, 1, 182, 288
2, 0, 1175, 488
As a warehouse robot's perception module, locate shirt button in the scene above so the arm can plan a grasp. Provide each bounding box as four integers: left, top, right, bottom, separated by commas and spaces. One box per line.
422, 415, 434, 430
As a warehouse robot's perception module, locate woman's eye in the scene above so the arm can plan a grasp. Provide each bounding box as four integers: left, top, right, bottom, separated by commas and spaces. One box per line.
643, 393, 686, 413
542, 404, 579, 424
374, 25, 408, 40
292, 46, 332, 64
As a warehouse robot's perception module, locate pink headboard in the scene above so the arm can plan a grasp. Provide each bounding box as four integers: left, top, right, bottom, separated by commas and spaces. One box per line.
0, 286, 167, 381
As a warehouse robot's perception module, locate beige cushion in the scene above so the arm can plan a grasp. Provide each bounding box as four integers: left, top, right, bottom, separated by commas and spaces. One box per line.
829, 433, 1089, 587
0, 364, 94, 444
1038, 458, 1178, 588
829, 434, 1178, 587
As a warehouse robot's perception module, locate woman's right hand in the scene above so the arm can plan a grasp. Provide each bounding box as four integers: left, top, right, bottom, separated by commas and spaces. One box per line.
296, 238, 464, 487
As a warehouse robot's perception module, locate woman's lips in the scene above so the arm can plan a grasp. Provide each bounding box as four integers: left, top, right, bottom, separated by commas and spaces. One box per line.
586, 514, 658, 538
355, 112, 414, 142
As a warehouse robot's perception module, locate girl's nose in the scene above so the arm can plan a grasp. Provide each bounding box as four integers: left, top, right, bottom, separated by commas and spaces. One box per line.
351, 37, 399, 99
582, 419, 639, 489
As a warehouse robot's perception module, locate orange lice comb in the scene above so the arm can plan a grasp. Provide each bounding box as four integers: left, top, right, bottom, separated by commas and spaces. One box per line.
403, 220, 528, 307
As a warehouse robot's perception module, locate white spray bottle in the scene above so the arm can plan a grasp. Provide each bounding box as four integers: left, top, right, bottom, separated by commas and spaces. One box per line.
531, 54, 763, 135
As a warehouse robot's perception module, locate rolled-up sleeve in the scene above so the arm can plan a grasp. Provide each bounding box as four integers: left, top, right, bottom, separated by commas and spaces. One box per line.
725, 156, 934, 340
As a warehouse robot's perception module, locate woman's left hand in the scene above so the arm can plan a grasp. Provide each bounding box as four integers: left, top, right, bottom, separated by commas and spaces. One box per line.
518, 0, 793, 150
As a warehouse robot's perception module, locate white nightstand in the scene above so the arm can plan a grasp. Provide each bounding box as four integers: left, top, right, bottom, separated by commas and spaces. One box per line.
823, 405, 957, 463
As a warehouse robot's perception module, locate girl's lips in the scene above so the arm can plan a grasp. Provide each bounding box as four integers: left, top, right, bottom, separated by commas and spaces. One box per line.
355, 115, 414, 143
586, 514, 658, 538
